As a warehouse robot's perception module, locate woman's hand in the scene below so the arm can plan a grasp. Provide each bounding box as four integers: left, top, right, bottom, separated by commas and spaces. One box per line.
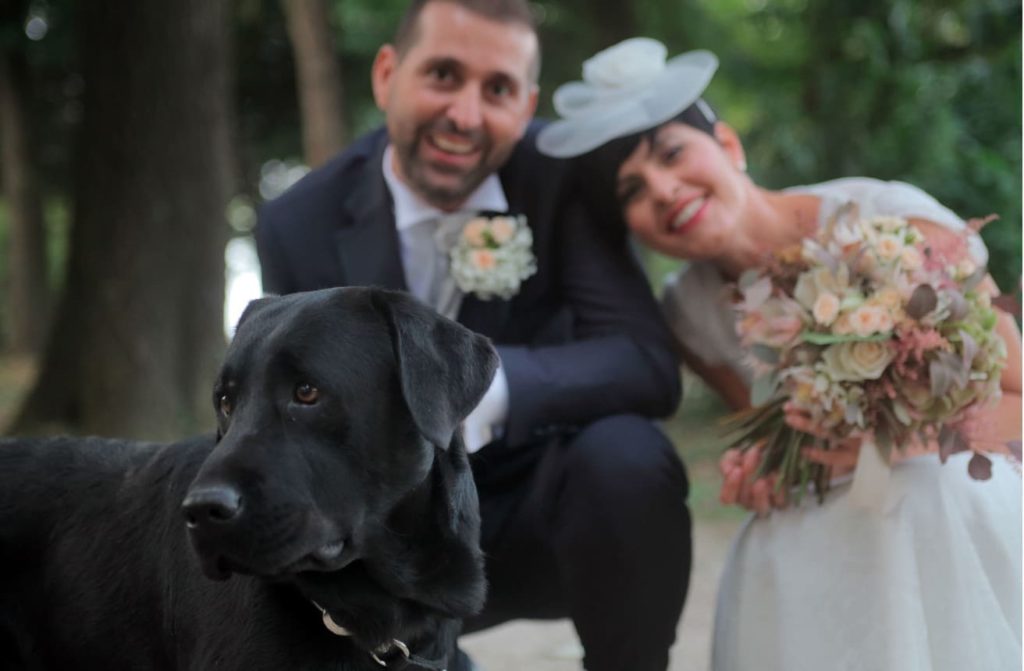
719, 444, 788, 516
785, 403, 860, 474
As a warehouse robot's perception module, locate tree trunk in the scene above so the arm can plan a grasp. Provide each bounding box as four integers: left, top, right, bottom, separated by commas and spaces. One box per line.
12, 0, 232, 440
578, 0, 636, 50
0, 50, 49, 355
282, 0, 347, 168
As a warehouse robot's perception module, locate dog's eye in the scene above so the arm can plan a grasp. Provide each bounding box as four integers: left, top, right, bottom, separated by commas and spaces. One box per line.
294, 383, 319, 405
218, 395, 232, 416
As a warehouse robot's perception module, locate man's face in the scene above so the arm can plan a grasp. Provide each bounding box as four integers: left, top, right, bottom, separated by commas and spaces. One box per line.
372, 2, 539, 210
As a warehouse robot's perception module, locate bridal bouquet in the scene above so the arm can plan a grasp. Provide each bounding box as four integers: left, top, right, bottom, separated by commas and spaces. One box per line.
725, 207, 1009, 503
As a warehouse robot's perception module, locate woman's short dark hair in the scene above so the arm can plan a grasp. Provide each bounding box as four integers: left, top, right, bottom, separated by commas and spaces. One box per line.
574, 99, 719, 216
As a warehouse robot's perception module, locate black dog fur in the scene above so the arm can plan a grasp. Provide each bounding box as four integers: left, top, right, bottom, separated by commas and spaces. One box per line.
0, 287, 497, 670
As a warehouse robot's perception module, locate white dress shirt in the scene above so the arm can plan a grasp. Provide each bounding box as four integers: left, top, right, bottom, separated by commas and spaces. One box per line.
381, 146, 509, 453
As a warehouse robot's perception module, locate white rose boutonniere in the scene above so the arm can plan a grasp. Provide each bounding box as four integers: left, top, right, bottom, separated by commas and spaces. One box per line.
449, 214, 537, 300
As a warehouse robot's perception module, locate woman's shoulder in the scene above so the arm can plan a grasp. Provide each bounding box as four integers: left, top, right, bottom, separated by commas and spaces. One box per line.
788, 177, 963, 225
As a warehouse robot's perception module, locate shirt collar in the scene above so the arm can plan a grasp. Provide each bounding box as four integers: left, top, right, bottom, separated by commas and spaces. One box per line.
382, 145, 509, 231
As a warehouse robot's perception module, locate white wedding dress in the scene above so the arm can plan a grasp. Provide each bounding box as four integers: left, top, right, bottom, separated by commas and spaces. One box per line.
662, 178, 1022, 671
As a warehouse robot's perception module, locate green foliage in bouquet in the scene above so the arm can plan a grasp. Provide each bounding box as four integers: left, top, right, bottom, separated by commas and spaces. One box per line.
724, 207, 1012, 504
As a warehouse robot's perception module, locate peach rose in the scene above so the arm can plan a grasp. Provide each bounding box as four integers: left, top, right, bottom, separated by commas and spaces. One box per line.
471, 249, 497, 270
849, 304, 891, 337
812, 292, 841, 326
874, 233, 904, 262
462, 218, 489, 247
900, 246, 923, 271
489, 217, 516, 244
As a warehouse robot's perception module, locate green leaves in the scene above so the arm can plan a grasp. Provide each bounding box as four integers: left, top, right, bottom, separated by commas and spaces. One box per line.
800, 331, 889, 345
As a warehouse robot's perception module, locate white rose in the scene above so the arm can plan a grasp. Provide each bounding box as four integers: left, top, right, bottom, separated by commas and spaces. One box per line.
956, 258, 977, 279
583, 38, 666, 89
793, 266, 847, 310
820, 341, 895, 382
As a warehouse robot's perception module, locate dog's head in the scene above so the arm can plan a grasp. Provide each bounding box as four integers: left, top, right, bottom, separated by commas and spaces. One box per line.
181, 287, 497, 584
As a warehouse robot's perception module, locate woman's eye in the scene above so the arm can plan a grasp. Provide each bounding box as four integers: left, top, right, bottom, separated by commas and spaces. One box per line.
294, 383, 319, 405
661, 145, 683, 163
618, 183, 643, 205
218, 395, 232, 417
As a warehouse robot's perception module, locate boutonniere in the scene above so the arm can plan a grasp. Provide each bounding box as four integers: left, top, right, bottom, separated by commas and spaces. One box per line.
449, 214, 537, 300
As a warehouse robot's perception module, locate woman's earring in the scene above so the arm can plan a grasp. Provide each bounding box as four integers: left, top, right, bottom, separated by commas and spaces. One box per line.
736, 159, 747, 173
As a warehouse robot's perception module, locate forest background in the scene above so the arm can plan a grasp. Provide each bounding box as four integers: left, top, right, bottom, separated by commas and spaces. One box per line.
0, 1, 1019, 511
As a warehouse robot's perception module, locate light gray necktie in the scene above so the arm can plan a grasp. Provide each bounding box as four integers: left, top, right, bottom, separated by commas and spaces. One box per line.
414, 212, 475, 319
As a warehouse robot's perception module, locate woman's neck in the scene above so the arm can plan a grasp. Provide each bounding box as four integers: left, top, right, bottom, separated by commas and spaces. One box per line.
714, 187, 820, 280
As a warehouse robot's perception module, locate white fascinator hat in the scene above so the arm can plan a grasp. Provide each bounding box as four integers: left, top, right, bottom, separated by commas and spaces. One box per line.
537, 38, 718, 158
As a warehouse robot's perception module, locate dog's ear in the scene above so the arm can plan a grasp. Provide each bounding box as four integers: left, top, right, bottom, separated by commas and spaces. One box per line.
372, 290, 499, 449
232, 296, 277, 334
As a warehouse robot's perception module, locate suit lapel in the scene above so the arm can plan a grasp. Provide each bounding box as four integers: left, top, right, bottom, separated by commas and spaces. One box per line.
457, 294, 512, 337
456, 164, 522, 337
334, 136, 407, 291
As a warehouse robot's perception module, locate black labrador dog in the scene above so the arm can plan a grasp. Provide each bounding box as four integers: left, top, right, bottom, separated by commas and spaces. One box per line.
0, 287, 497, 670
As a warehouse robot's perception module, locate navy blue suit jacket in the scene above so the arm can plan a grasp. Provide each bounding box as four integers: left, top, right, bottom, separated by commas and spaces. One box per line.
256, 123, 681, 448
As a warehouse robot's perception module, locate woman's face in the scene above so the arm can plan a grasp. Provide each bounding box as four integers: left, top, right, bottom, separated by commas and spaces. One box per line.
615, 121, 748, 260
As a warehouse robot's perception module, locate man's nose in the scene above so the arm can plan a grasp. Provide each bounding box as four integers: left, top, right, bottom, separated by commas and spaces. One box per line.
447, 87, 483, 131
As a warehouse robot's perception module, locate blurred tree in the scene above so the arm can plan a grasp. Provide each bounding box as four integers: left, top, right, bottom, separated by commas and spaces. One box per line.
0, 37, 49, 354
12, 0, 233, 439
282, 0, 347, 166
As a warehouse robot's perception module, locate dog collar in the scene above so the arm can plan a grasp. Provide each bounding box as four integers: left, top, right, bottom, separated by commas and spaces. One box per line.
310, 600, 448, 670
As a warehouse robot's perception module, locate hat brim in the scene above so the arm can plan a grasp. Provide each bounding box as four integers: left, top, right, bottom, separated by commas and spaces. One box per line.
537, 50, 718, 159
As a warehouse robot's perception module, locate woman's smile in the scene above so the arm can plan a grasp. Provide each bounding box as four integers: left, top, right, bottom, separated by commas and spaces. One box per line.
667, 195, 709, 234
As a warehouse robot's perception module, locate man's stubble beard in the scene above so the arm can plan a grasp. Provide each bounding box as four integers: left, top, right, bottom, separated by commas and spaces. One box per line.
395, 125, 513, 210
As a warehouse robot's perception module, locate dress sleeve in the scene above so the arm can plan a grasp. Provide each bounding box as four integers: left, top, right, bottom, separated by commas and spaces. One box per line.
661, 263, 752, 383
871, 180, 989, 265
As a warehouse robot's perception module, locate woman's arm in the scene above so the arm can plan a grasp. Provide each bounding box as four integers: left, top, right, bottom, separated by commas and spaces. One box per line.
679, 346, 750, 412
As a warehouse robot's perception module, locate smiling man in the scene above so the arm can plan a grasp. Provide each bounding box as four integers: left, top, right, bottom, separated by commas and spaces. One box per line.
255, 2, 692, 670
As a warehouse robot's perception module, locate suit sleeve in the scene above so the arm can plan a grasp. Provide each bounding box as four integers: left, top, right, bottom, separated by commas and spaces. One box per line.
255, 200, 297, 296
498, 197, 682, 447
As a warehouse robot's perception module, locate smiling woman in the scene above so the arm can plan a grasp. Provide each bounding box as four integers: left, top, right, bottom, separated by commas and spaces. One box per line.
540, 37, 1023, 671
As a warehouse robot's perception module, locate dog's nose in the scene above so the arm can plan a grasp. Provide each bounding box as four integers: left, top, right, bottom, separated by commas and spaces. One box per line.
182, 486, 243, 528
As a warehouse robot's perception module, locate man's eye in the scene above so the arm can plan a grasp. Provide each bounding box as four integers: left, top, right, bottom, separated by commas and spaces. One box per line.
488, 81, 512, 98
430, 66, 455, 83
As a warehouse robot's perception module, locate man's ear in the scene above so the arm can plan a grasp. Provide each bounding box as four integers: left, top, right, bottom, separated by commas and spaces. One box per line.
371, 44, 398, 111
713, 121, 747, 172
371, 290, 499, 450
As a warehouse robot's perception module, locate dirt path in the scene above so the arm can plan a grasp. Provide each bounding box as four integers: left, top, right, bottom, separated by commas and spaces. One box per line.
461, 517, 744, 671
